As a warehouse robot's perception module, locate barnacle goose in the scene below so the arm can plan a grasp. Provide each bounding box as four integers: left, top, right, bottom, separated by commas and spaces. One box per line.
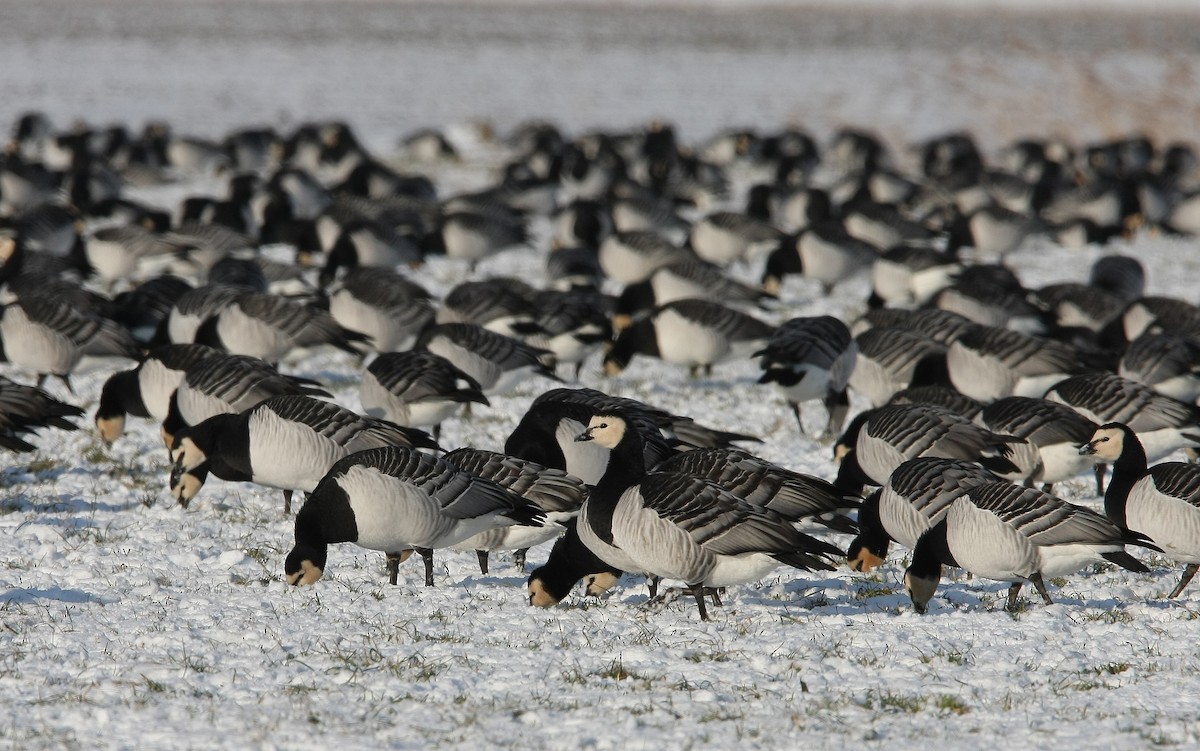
528, 518, 626, 607
414, 323, 558, 396
1081, 423, 1200, 598
162, 285, 247, 346
867, 244, 960, 309
81, 225, 186, 288
687, 210, 781, 266
161, 353, 331, 451
978, 396, 1100, 490
319, 219, 422, 286
846, 327, 949, 408
325, 267, 434, 352
614, 259, 775, 328
170, 394, 439, 514
1044, 373, 1200, 467
1118, 334, 1200, 403
755, 315, 857, 437
443, 447, 587, 575
432, 210, 529, 268
436, 278, 542, 338
570, 412, 841, 619
945, 324, 1087, 403
604, 298, 772, 378
904, 481, 1156, 613
285, 446, 546, 587
0, 293, 141, 391
761, 222, 877, 295
95, 343, 220, 445
360, 351, 488, 441
847, 457, 999, 573
192, 291, 367, 363
0, 376, 84, 452
834, 404, 1020, 493
523, 289, 612, 379
886, 385, 983, 418
597, 230, 693, 285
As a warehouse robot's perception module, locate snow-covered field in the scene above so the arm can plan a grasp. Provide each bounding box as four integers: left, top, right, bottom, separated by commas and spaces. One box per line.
5, 2, 1200, 749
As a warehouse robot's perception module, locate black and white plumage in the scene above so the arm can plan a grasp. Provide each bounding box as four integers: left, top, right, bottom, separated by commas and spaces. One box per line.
846, 327, 948, 408
835, 404, 1020, 493
847, 457, 999, 572
852, 307, 979, 347
886, 385, 983, 418
687, 210, 781, 266
285, 446, 546, 586
81, 225, 183, 287
193, 292, 367, 362
325, 267, 434, 353
320, 219, 422, 286
904, 480, 1155, 613
435, 210, 529, 267
604, 298, 772, 378
0, 294, 141, 391
95, 343, 220, 445
755, 315, 857, 437
414, 323, 558, 396
436, 278, 541, 338
528, 518, 625, 607
1044, 372, 1200, 466
570, 413, 843, 620
1118, 333, 1200, 404
615, 259, 775, 325
163, 284, 247, 346
978, 396, 1100, 489
762, 222, 878, 295
169, 394, 439, 513
524, 289, 612, 379
597, 230, 693, 285
0, 376, 84, 452
868, 244, 960, 309
443, 447, 587, 574
161, 353, 331, 449
946, 325, 1086, 403
1082, 423, 1200, 598
360, 351, 488, 439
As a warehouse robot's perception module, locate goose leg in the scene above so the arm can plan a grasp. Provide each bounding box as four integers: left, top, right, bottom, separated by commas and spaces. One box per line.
1030, 573, 1054, 605
823, 389, 850, 438
475, 550, 489, 575
385, 551, 409, 585
646, 575, 661, 599
283, 489, 293, 515
513, 547, 528, 571
1006, 582, 1023, 611
1169, 564, 1199, 599
689, 583, 710, 621
788, 401, 806, 437
708, 587, 723, 607
432, 423, 442, 444
414, 546, 435, 586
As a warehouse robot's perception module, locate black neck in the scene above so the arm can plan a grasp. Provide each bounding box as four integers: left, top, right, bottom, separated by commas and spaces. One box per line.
1105, 431, 1147, 528
911, 518, 958, 573
587, 426, 649, 545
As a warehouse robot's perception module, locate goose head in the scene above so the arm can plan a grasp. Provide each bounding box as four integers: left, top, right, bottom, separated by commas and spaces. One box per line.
575, 413, 629, 449
1078, 423, 1132, 462
284, 542, 327, 586
168, 435, 209, 507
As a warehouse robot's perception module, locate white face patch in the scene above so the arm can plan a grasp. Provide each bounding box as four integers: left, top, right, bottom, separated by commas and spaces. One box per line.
585, 415, 627, 450
96, 415, 126, 445
1085, 427, 1125, 462
528, 579, 559, 607
173, 437, 206, 471
287, 560, 324, 586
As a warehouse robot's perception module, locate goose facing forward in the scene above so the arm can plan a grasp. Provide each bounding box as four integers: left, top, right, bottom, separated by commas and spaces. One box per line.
1081, 422, 1200, 598
285, 446, 546, 587
572, 412, 842, 620
169, 394, 439, 513
904, 482, 1156, 613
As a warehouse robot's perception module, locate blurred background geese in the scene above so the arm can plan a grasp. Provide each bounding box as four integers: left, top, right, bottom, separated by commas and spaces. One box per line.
572, 412, 843, 620
1081, 422, 1200, 599
0, 376, 84, 452
754, 315, 856, 437
95, 343, 219, 444
285, 446, 545, 586
904, 481, 1157, 613
360, 351, 488, 441
169, 394, 439, 513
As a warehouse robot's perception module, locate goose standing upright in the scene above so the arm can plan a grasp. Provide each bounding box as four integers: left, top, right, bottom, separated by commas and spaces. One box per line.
1080, 422, 1200, 598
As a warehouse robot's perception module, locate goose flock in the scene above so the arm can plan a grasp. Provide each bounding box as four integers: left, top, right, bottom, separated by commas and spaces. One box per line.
6, 109, 1200, 622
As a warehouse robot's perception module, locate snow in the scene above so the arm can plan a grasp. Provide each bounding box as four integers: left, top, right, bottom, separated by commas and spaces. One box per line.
4, 1, 1200, 749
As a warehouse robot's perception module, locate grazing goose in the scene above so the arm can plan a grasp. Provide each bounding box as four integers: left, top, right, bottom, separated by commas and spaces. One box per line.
848, 457, 999, 572
443, 447, 587, 574
433, 210, 529, 268
1081, 423, 1200, 598
415, 323, 558, 396
0, 376, 84, 452
325, 267, 434, 353
95, 343, 220, 444
0, 294, 141, 391
687, 210, 781, 266
886, 385, 983, 418
868, 244, 960, 309
528, 517, 625, 607
614, 259, 775, 327
1118, 333, 1200, 404
846, 327, 949, 408
946, 325, 1086, 403
170, 394, 439, 514
597, 230, 693, 285
852, 307, 979, 346
978, 396, 1101, 490
436, 278, 542, 338
524, 289, 612, 379
319, 219, 423, 285
285, 446, 546, 587
904, 481, 1156, 613
755, 315, 857, 437
360, 351, 488, 441
572, 412, 843, 620
835, 404, 1019, 493
193, 291, 367, 362
761, 222, 878, 295
162, 353, 331, 449
163, 284, 247, 346
604, 298, 772, 378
